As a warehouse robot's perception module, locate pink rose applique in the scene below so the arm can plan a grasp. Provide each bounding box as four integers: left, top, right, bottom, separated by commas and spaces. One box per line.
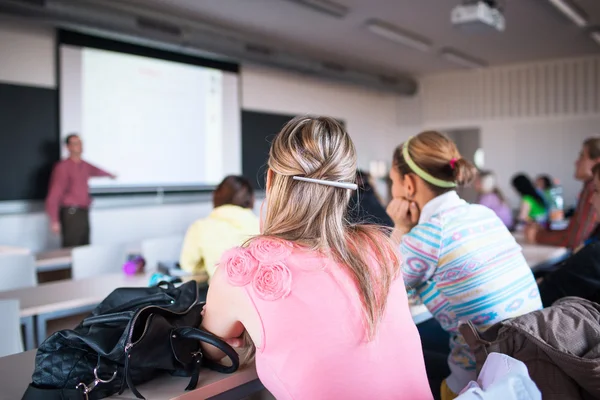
249, 238, 293, 263
252, 262, 292, 301
221, 247, 258, 286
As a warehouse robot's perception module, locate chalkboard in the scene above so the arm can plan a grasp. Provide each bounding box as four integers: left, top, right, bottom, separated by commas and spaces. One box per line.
0, 83, 59, 201
241, 110, 296, 189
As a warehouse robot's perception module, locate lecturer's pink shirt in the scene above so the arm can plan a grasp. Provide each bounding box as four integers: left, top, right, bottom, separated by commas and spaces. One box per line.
220, 237, 432, 400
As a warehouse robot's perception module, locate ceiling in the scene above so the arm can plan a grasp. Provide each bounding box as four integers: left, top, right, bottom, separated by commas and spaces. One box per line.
115, 0, 600, 76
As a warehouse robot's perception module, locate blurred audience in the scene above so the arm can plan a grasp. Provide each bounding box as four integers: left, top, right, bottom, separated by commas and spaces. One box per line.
475, 170, 513, 229
526, 138, 600, 250
511, 174, 548, 225
538, 163, 600, 306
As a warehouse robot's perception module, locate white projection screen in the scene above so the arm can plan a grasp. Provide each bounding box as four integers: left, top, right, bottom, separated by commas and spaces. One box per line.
59, 32, 241, 192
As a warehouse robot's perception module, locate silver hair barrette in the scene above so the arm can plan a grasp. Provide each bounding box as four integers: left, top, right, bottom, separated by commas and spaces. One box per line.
293, 176, 358, 190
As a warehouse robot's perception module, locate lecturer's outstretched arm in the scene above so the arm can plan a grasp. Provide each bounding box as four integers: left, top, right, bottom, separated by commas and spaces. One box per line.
87, 162, 116, 179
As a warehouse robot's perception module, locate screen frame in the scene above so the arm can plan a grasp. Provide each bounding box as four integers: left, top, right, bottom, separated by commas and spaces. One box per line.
58, 30, 239, 73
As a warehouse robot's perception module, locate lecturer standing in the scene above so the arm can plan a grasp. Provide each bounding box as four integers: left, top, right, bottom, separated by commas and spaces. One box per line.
46, 134, 115, 248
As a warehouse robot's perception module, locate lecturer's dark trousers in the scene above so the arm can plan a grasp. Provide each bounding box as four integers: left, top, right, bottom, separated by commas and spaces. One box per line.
60, 207, 90, 248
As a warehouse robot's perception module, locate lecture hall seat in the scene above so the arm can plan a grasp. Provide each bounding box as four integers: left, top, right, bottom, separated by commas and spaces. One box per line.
0, 253, 37, 291
71, 244, 127, 280
141, 235, 184, 272
0, 299, 23, 357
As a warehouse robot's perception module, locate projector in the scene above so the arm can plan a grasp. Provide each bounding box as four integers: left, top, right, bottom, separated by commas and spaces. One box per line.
451, 1, 505, 32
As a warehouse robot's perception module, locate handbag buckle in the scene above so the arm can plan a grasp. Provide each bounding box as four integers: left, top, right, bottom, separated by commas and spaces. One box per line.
76, 365, 118, 398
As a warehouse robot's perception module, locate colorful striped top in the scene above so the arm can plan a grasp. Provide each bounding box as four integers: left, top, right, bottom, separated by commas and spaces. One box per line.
401, 191, 542, 394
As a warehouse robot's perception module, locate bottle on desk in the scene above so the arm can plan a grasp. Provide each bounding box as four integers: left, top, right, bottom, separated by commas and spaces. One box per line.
548, 179, 566, 230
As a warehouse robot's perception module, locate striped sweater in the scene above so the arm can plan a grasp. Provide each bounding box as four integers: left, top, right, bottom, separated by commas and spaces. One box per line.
401, 191, 542, 393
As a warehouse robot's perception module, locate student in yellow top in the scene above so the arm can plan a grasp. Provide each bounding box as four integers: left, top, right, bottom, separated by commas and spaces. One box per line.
180, 175, 260, 277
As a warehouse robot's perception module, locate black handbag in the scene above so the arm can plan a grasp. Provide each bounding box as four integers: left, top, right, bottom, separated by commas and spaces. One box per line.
22, 280, 239, 400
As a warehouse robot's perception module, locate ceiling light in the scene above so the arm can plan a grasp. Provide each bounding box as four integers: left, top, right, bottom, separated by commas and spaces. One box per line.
591, 31, 600, 46
440, 49, 486, 69
282, 0, 349, 18
366, 20, 432, 53
548, 0, 588, 27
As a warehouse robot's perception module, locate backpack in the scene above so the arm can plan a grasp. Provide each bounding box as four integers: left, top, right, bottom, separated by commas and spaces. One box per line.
22, 280, 239, 400
459, 297, 600, 400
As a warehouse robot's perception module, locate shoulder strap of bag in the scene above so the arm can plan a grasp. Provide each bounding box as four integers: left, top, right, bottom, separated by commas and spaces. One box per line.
172, 327, 240, 391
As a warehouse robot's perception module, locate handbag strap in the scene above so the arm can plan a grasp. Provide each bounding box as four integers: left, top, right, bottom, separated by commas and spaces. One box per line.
172, 327, 240, 374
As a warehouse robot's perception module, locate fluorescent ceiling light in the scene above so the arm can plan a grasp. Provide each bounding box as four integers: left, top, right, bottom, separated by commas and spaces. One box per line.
440, 49, 486, 69
548, 0, 588, 27
366, 20, 432, 53
282, 0, 349, 18
591, 31, 600, 46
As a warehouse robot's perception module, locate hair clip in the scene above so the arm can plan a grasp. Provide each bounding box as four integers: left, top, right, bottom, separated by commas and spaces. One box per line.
293, 176, 358, 190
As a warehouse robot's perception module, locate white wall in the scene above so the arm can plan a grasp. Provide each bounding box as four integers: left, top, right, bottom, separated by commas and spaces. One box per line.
419, 57, 600, 208
241, 64, 418, 170
0, 22, 55, 88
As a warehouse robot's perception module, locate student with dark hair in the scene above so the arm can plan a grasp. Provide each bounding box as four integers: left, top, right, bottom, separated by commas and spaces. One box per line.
347, 170, 393, 227
526, 137, 600, 250
535, 174, 554, 208
535, 175, 553, 192
179, 175, 259, 277
45, 134, 115, 247
511, 174, 548, 224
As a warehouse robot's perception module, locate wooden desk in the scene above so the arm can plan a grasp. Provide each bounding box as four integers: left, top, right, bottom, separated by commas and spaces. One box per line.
0, 350, 262, 400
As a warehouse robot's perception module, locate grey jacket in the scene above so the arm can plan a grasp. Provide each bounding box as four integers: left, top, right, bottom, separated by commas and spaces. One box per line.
460, 297, 600, 400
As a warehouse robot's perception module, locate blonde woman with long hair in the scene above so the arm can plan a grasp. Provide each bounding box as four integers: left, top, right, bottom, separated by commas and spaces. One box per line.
200, 116, 432, 399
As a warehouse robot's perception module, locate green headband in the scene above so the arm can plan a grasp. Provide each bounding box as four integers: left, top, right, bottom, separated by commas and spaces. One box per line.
402, 137, 457, 188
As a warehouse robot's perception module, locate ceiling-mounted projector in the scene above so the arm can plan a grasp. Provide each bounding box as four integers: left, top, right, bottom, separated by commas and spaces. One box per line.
451, 1, 505, 32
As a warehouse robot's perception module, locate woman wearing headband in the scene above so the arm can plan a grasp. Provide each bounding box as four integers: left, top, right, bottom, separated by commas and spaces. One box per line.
387, 131, 541, 400
200, 116, 432, 399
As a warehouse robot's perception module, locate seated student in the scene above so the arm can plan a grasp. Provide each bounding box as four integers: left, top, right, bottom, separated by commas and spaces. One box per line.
526, 137, 600, 250
511, 174, 548, 226
535, 174, 554, 207
179, 175, 259, 277
386, 131, 542, 400
347, 169, 394, 227
475, 170, 514, 230
199, 116, 433, 400
538, 164, 600, 307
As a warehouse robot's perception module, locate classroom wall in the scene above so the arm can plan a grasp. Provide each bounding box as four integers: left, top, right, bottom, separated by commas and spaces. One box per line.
419, 57, 600, 208
2, 22, 598, 251
241, 65, 420, 170
0, 23, 418, 252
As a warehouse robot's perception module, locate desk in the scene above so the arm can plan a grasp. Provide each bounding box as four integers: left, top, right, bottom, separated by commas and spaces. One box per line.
0, 350, 262, 400
513, 232, 569, 270
35, 248, 72, 272
35, 246, 143, 273
0, 245, 30, 254
0, 272, 156, 350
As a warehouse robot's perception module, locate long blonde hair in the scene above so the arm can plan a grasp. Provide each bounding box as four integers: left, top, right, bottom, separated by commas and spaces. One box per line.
261, 116, 400, 336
